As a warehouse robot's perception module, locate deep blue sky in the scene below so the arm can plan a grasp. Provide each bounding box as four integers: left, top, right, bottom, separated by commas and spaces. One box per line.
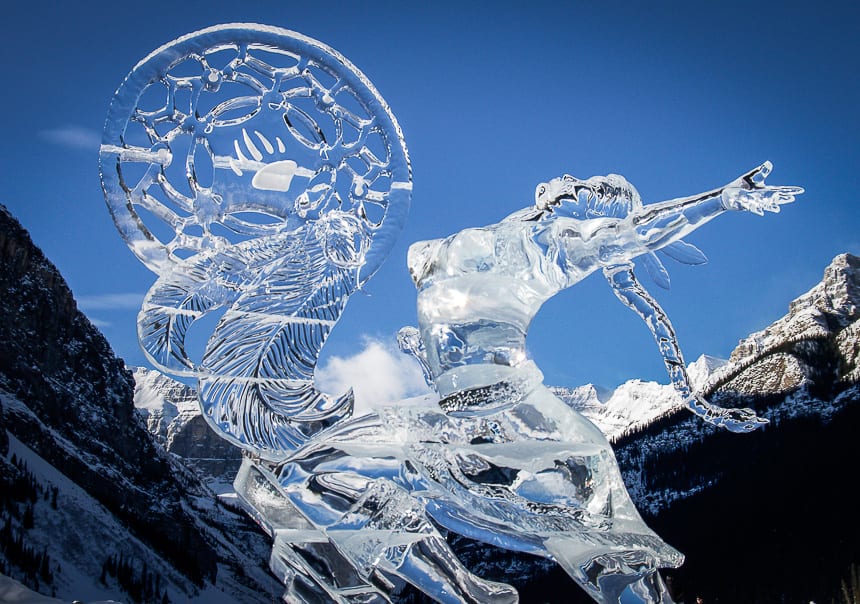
1, 1, 858, 393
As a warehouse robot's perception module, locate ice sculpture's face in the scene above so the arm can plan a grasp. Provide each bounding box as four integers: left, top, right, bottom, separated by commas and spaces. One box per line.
534, 173, 642, 220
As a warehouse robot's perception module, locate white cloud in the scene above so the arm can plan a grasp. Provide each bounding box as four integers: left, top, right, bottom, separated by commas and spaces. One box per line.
87, 317, 112, 328
77, 292, 144, 311
315, 338, 434, 416
39, 125, 101, 151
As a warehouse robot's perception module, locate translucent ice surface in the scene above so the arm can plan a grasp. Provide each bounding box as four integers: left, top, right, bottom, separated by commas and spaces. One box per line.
100, 24, 411, 456
102, 24, 801, 604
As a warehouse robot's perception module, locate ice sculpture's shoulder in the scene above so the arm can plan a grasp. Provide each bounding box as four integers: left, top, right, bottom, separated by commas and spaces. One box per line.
407, 237, 445, 286
406, 226, 499, 286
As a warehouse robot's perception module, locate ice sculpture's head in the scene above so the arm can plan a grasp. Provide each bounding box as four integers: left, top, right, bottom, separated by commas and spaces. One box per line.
535, 173, 642, 219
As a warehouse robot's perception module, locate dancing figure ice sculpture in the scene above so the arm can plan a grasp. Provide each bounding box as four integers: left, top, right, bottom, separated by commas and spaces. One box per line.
100, 24, 802, 604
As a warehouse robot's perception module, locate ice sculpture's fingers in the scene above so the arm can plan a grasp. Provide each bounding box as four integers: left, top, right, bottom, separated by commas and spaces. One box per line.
723, 185, 802, 215
723, 162, 803, 215
716, 407, 769, 433
779, 185, 805, 196
724, 162, 770, 196
688, 395, 768, 432
772, 185, 804, 207
723, 409, 770, 433
748, 201, 766, 216
735, 160, 772, 190
752, 160, 772, 183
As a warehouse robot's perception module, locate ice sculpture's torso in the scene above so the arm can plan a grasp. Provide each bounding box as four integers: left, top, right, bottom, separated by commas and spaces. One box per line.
266, 206, 686, 598
408, 214, 634, 398
259, 162, 798, 600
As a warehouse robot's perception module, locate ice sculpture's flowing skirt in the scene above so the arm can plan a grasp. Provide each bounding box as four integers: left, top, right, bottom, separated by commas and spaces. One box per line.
273, 361, 683, 592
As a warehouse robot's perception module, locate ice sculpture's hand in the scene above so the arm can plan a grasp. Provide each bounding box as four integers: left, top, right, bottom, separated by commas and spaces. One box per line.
690, 395, 768, 432
712, 405, 769, 433
721, 161, 803, 215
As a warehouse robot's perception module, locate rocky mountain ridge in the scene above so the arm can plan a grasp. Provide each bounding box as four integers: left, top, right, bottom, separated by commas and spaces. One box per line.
1, 197, 857, 603
0, 204, 279, 603
703, 252, 859, 396
132, 368, 241, 492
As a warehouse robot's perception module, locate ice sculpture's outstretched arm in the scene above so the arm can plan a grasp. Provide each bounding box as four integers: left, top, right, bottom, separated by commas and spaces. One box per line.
537, 162, 801, 278
603, 262, 768, 433
630, 161, 801, 252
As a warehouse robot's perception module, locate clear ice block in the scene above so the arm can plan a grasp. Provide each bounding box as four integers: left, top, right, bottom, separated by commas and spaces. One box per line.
102, 23, 801, 604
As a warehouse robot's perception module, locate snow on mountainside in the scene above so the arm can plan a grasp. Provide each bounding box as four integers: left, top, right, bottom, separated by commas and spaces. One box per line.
2, 197, 857, 604
552, 354, 728, 441
553, 380, 681, 441
0, 205, 280, 603
132, 368, 195, 440
685, 354, 728, 390
1, 426, 214, 603
613, 253, 860, 513
133, 368, 241, 493
703, 252, 860, 396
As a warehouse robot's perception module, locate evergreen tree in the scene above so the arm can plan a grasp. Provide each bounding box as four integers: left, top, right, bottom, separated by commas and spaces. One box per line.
39, 548, 51, 582
22, 504, 34, 530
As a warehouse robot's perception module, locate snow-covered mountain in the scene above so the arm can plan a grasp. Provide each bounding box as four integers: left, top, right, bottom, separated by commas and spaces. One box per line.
608, 253, 860, 603
2, 198, 857, 604
0, 205, 280, 603
132, 368, 241, 493
706, 252, 859, 396
606, 253, 860, 510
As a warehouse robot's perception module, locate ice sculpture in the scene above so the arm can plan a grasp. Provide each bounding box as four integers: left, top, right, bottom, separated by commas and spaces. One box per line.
100, 24, 802, 604
99, 23, 412, 456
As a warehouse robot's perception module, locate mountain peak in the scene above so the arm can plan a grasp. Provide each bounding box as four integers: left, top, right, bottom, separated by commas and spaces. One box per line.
724, 252, 860, 368
559, 252, 860, 438
800, 252, 860, 325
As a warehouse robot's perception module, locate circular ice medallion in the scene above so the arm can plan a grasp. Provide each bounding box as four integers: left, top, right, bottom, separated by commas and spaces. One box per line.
100, 23, 411, 281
